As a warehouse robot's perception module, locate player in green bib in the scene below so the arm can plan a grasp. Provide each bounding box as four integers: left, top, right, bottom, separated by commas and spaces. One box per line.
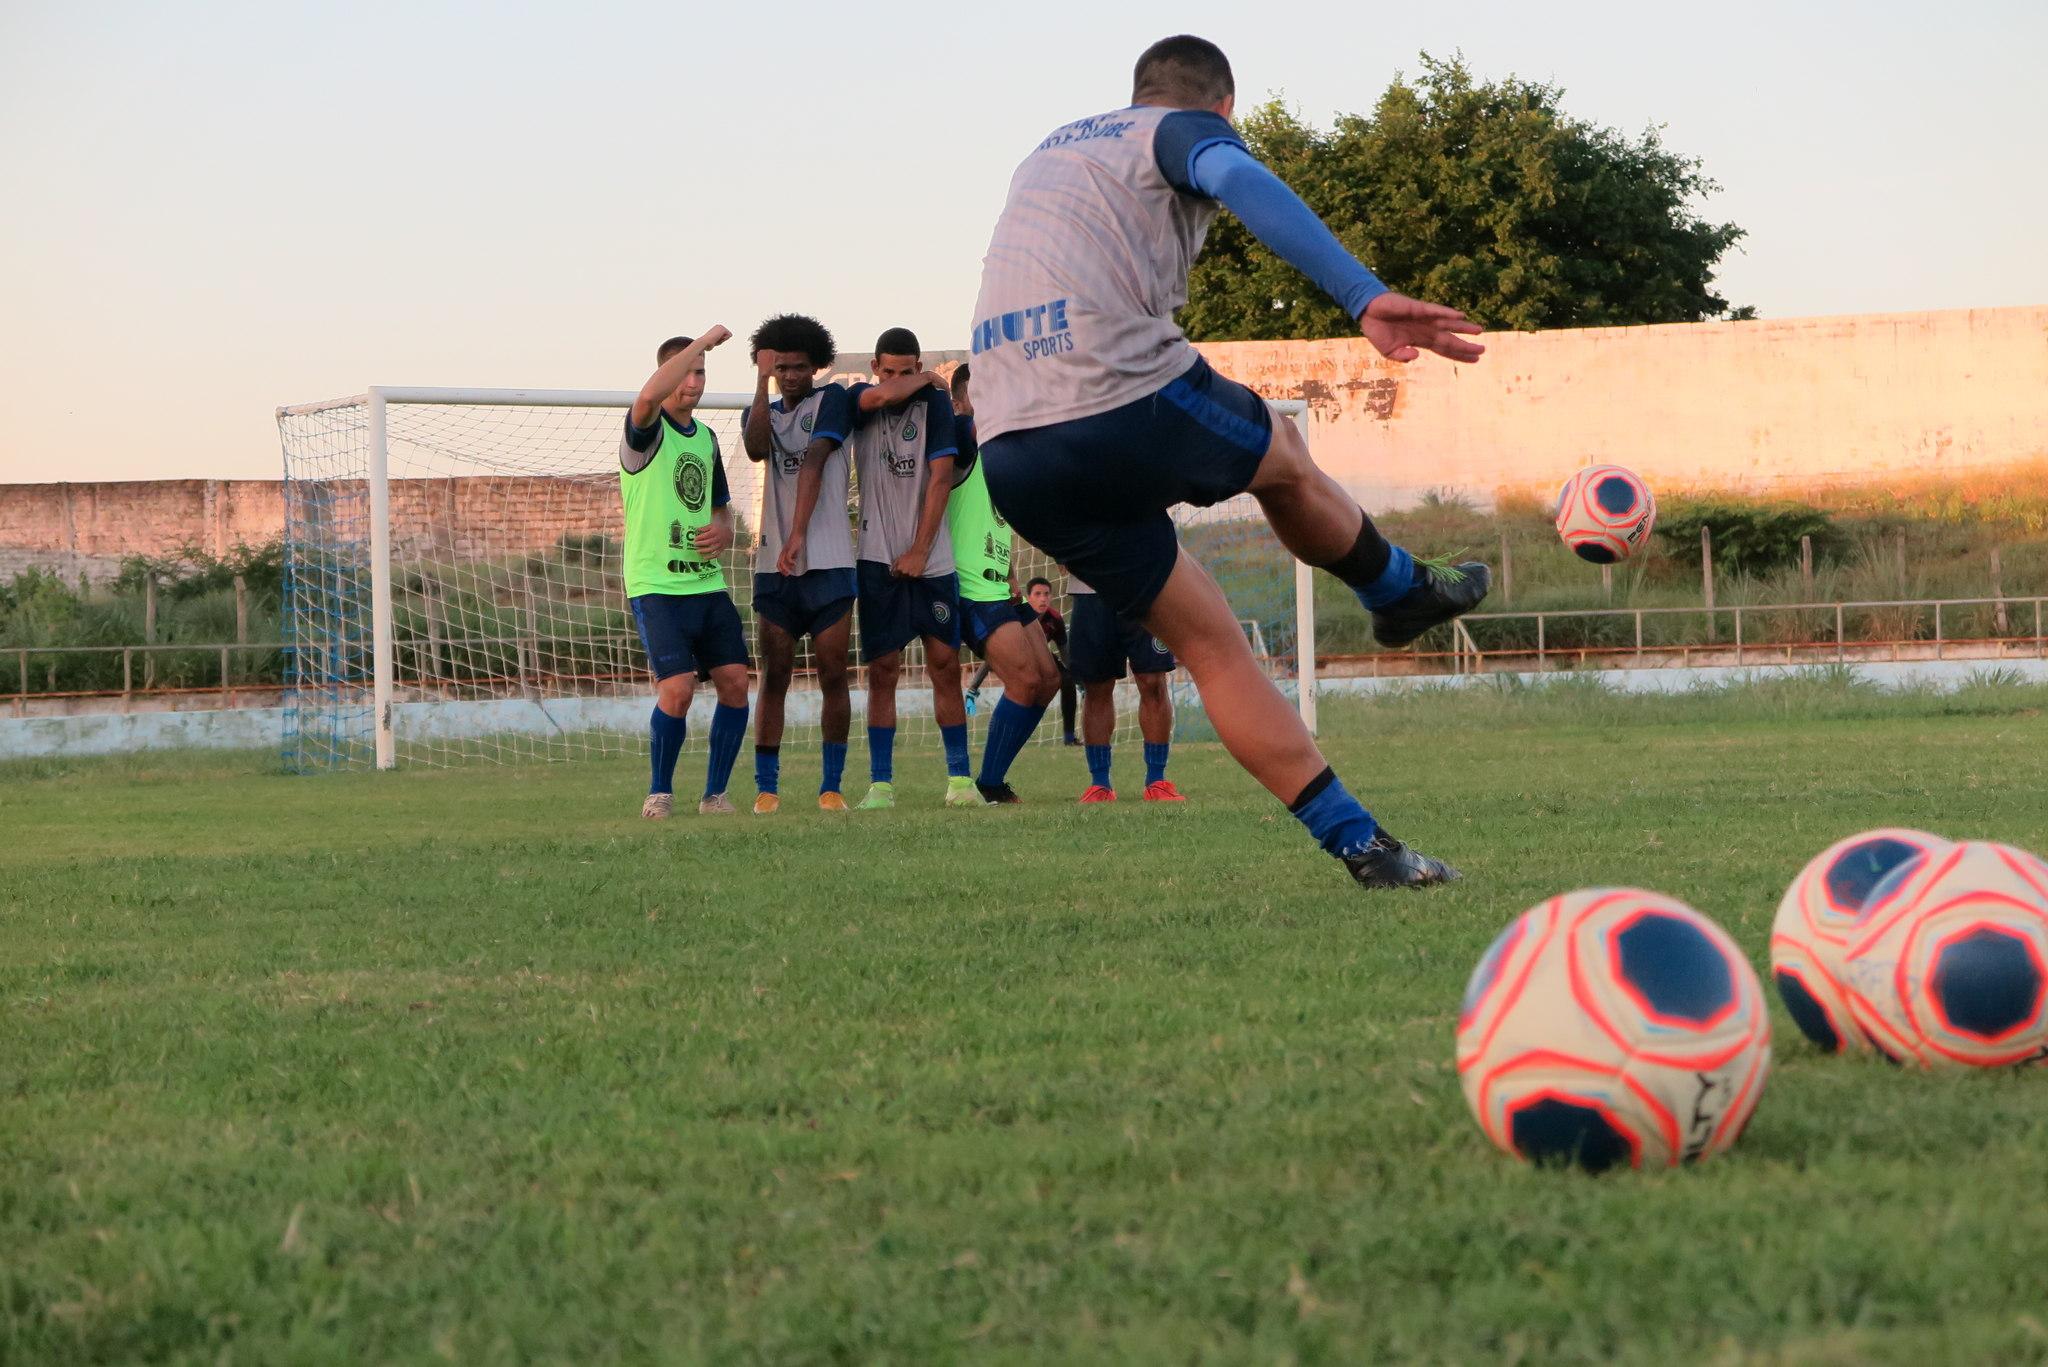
621, 328, 753, 819
947, 363, 1061, 802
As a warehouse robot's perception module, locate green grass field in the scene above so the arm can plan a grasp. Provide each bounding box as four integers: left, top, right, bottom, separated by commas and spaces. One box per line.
6, 681, 2048, 1363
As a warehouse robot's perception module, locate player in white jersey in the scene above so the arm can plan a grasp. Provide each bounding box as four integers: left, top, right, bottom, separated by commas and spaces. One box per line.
971, 36, 1489, 890
741, 314, 857, 814
843, 328, 983, 810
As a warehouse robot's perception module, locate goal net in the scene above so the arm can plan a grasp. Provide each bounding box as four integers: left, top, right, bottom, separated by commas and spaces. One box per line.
275, 386, 1316, 772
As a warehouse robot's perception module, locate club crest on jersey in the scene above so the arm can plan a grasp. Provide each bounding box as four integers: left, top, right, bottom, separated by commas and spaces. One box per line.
675, 459, 707, 511
799, 413, 814, 433
900, 418, 918, 442
932, 599, 952, 625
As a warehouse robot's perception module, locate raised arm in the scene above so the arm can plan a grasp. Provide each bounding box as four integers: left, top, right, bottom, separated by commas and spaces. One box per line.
855, 369, 946, 413
742, 350, 776, 461
630, 325, 730, 428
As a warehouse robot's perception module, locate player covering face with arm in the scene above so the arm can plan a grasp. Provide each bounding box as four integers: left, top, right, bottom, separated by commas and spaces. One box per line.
620, 327, 753, 818
741, 313, 858, 813
970, 34, 1488, 888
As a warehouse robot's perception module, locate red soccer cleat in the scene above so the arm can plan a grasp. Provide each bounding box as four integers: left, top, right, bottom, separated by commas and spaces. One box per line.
1143, 780, 1187, 803
1079, 784, 1117, 804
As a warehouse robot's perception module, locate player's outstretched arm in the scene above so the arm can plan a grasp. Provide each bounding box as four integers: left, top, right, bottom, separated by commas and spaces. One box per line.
742, 351, 776, 462
630, 325, 731, 428
1186, 140, 1484, 365
855, 369, 945, 413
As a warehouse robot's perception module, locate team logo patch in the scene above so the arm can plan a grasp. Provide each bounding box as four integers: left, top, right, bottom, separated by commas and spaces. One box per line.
668, 518, 685, 548
901, 419, 918, 442
675, 458, 707, 512
932, 599, 952, 625
800, 413, 814, 433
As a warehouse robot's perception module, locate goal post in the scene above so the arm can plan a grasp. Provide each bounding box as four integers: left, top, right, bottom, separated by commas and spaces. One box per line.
275, 385, 1317, 772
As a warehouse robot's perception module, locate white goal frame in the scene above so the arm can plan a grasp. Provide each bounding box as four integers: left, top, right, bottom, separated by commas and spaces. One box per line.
278, 385, 1317, 771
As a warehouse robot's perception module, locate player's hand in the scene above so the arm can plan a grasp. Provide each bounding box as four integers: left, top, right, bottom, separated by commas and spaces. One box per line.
891, 550, 928, 580
776, 534, 804, 576
1359, 293, 1486, 364
698, 324, 732, 351
692, 520, 733, 556
756, 349, 777, 381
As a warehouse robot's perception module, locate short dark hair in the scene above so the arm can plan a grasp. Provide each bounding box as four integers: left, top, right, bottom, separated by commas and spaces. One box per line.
749, 314, 837, 368
949, 361, 971, 399
873, 326, 921, 359
1132, 35, 1234, 107
1026, 576, 1052, 593
656, 335, 694, 364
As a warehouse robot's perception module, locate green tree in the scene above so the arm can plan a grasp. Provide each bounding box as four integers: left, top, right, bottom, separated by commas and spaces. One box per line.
1182, 54, 1748, 340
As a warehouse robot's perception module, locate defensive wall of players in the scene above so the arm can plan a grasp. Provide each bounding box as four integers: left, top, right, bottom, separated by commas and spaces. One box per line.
3, 304, 2042, 588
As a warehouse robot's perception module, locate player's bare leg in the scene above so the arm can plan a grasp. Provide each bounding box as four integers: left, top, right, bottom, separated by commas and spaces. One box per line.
698, 662, 751, 814
813, 611, 853, 810
1247, 415, 1489, 647
859, 650, 903, 810
752, 621, 796, 814
1143, 547, 1456, 888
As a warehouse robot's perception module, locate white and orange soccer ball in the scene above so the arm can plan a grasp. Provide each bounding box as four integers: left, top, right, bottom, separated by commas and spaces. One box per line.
1839, 840, 2048, 1068
1457, 889, 1771, 1172
1770, 828, 1951, 1055
1554, 464, 1657, 564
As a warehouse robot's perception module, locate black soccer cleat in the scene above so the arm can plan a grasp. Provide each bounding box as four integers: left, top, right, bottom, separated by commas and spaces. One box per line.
1341, 830, 1462, 889
1371, 560, 1492, 649
977, 781, 1022, 805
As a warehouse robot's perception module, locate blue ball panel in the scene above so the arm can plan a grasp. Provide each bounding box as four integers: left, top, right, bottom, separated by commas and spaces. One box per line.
1614, 913, 1735, 1024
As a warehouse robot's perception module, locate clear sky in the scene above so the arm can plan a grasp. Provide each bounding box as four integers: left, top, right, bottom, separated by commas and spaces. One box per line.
1, 0, 2043, 482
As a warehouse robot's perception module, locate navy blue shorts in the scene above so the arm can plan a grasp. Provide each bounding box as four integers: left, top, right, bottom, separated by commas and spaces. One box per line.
857, 562, 962, 663
752, 567, 857, 641
981, 356, 1273, 620
1067, 592, 1176, 683
962, 597, 1038, 655
631, 590, 750, 682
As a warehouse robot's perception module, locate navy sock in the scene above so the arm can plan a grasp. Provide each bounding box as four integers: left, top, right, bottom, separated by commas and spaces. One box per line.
754, 744, 779, 796
977, 697, 1047, 786
1354, 545, 1418, 610
1143, 740, 1171, 786
821, 741, 848, 795
704, 702, 748, 799
1288, 766, 1378, 857
649, 705, 687, 796
940, 722, 971, 778
867, 725, 896, 784
1086, 744, 1113, 790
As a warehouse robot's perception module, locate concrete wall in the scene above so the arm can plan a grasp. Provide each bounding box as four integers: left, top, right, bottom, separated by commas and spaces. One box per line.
1201, 305, 2048, 509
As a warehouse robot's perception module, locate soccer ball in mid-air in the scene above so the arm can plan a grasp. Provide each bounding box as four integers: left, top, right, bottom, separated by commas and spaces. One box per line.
1770, 828, 1951, 1054
1554, 464, 1657, 564
1840, 840, 2048, 1068
1457, 889, 1772, 1172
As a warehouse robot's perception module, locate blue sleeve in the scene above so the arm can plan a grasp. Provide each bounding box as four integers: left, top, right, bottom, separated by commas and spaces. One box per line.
846, 381, 875, 429
1153, 110, 1245, 196
711, 444, 731, 509
1188, 140, 1388, 320
623, 411, 661, 454
923, 388, 958, 461
811, 383, 850, 446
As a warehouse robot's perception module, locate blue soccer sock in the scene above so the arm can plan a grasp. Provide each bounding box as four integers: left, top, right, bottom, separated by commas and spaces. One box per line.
1288, 766, 1378, 857
1354, 544, 1418, 610
977, 697, 1047, 787
821, 741, 848, 795
1143, 740, 1171, 786
1086, 744, 1113, 790
754, 744, 780, 796
867, 725, 896, 784
704, 702, 748, 799
940, 722, 971, 778
648, 705, 687, 796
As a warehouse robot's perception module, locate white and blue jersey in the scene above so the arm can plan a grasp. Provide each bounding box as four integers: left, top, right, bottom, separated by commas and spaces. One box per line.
745, 383, 855, 575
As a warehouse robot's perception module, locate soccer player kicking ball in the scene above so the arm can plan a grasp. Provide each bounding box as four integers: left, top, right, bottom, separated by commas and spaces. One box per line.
621, 328, 752, 818
947, 362, 1062, 804
743, 314, 857, 814
840, 328, 982, 809
971, 35, 1489, 888
1065, 573, 1182, 805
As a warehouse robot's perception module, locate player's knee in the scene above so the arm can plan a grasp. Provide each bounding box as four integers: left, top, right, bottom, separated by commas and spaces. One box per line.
1136, 673, 1170, 705
655, 674, 693, 714
711, 667, 749, 708
817, 657, 851, 691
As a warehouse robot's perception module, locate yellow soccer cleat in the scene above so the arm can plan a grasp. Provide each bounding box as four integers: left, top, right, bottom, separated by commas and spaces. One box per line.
753, 792, 781, 816
818, 791, 849, 812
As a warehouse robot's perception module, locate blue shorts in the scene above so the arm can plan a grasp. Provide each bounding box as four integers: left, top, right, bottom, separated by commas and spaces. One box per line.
981, 356, 1273, 620
631, 590, 750, 682
1067, 592, 1176, 683
752, 567, 857, 641
962, 596, 1038, 655
857, 561, 962, 663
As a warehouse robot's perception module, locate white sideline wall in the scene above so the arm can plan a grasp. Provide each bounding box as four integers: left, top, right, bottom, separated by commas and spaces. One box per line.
9, 659, 2048, 760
